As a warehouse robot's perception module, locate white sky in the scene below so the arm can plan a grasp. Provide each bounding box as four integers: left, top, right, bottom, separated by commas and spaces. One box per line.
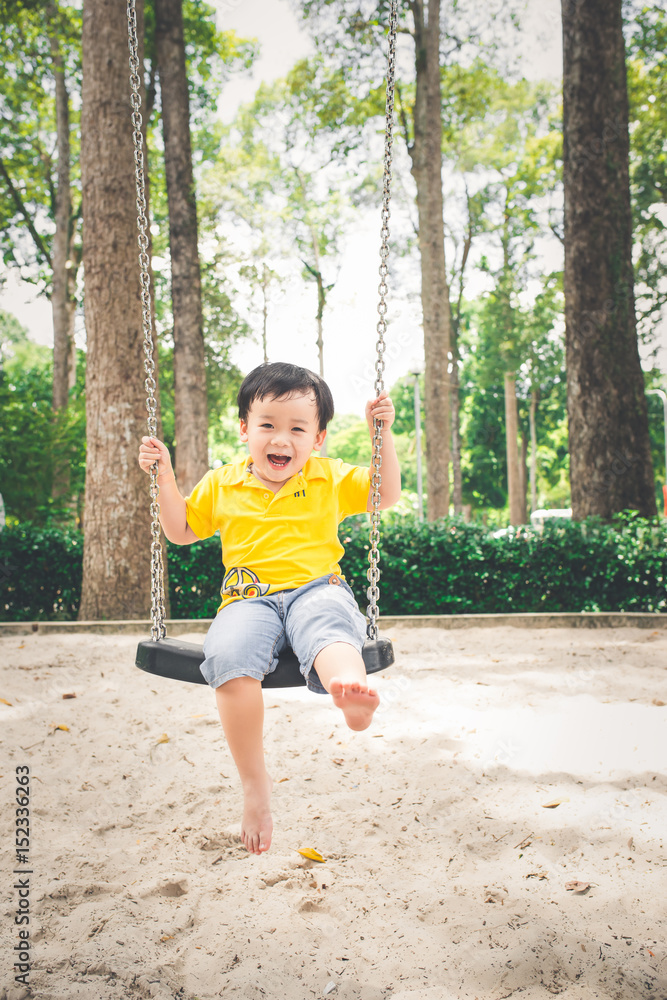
2, 0, 665, 417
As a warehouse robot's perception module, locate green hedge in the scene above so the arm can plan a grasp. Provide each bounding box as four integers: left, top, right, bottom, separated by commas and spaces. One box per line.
1, 513, 666, 621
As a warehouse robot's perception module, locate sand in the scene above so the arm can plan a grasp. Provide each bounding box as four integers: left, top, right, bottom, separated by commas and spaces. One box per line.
1, 625, 666, 1000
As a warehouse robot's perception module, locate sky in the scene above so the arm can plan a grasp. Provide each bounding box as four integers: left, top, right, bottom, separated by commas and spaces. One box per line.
2, 0, 664, 419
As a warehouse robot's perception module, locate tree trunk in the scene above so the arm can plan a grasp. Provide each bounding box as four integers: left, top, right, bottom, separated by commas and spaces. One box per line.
450, 196, 472, 517
48, 16, 75, 415
262, 262, 269, 364
450, 346, 462, 514
47, 5, 78, 502
410, 0, 451, 520
562, 0, 656, 518
504, 372, 523, 526
79, 0, 160, 620
155, 0, 208, 496
529, 385, 538, 513
519, 429, 528, 524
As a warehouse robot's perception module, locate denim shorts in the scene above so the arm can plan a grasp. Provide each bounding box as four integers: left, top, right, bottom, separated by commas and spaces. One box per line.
200, 574, 368, 694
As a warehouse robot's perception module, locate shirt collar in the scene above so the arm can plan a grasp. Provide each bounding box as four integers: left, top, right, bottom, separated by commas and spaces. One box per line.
219, 454, 329, 485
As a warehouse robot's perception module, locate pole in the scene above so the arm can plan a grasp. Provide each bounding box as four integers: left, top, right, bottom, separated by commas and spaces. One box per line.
647, 388, 667, 516
413, 372, 424, 521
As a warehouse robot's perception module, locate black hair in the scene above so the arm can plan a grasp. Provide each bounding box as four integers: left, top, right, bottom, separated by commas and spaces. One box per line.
237, 362, 335, 433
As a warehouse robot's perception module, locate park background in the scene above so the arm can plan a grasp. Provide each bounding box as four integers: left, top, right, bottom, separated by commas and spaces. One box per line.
1, 0, 666, 620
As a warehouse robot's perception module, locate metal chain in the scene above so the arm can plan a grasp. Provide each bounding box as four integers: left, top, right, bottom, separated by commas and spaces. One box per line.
367, 0, 398, 641
127, 0, 166, 641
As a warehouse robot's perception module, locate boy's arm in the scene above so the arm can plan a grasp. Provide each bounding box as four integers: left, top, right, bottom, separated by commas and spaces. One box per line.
364, 392, 402, 511
138, 436, 200, 545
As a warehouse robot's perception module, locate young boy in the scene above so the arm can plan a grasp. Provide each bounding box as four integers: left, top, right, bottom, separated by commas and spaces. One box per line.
137, 362, 401, 855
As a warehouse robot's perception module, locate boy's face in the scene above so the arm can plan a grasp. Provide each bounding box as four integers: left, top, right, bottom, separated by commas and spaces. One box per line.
239, 391, 327, 487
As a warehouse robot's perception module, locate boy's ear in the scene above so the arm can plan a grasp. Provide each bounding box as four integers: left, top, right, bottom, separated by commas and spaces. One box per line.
313, 428, 327, 451
239, 419, 248, 442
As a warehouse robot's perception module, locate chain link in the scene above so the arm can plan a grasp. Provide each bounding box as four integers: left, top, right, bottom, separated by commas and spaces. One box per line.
366, 0, 398, 640
127, 0, 166, 641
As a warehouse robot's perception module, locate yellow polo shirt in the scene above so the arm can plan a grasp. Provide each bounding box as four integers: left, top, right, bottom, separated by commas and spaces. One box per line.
185, 454, 371, 612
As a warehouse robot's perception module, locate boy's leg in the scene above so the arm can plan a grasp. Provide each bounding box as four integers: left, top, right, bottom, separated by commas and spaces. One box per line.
285, 576, 380, 732
312, 642, 379, 731
201, 597, 286, 855
214, 678, 272, 855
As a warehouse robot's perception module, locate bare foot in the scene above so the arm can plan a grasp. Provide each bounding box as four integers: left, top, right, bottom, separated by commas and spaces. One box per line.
241, 772, 273, 855
329, 678, 379, 731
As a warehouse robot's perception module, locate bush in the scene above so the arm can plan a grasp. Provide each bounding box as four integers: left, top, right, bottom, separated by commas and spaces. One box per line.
1, 513, 666, 621
339, 511, 667, 615
0, 524, 83, 621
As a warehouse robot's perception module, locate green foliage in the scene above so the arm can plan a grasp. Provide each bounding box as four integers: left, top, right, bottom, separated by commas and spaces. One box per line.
0, 317, 86, 525
3, 514, 665, 621
339, 512, 667, 615
0, 0, 82, 289
626, 5, 667, 337
0, 523, 83, 621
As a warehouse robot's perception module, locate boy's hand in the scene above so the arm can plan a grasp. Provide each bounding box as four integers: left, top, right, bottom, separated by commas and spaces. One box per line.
138, 436, 174, 481
366, 391, 395, 433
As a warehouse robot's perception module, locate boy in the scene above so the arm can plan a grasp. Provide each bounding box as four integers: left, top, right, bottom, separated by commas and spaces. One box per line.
138, 362, 401, 855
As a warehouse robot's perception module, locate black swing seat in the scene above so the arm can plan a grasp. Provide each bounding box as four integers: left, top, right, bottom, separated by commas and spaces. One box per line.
136, 635, 395, 688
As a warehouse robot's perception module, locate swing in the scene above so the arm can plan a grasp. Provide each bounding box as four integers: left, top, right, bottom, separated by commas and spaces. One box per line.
128, 0, 398, 687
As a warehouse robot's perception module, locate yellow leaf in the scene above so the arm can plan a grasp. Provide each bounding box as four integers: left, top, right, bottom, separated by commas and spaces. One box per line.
0, 697, 12, 706
53, 723, 69, 732
542, 797, 569, 808
297, 847, 326, 863
156, 733, 169, 744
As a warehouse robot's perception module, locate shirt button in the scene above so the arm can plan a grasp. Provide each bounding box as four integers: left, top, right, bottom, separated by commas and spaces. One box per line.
264, 493, 269, 499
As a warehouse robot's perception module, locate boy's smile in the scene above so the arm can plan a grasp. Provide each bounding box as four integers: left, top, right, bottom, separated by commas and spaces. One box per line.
239, 391, 327, 492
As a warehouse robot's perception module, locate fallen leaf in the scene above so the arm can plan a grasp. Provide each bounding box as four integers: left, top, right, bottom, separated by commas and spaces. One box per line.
51, 723, 69, 732
565, 880, 591, 892
0, 697, 12, 706
297, 847, 326, 863
156, 733, 169, 744
542, 797, 570, 808
525, 871, 549, 880
160, 935, 173, 942
652, 698, 665, 707
62, 693, 76, 700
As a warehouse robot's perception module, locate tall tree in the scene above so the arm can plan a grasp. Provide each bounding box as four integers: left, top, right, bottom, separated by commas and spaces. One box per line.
209, 61, 354, 379
409, 0, 450, 520
0, 1, 82, 504
296, 0, 522, 518
79, 0, 157, 618
154, 0, 208, 494
562, 0, 656, 519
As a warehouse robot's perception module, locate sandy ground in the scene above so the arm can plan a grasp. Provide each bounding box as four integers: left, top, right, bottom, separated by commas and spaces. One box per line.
1, 625, 666, 1000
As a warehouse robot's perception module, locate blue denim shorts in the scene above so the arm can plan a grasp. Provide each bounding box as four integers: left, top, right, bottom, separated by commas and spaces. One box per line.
200, 574, 368, 694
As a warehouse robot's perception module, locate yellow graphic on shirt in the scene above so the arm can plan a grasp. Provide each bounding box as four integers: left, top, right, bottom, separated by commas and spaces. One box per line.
222, 566, 271, 599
